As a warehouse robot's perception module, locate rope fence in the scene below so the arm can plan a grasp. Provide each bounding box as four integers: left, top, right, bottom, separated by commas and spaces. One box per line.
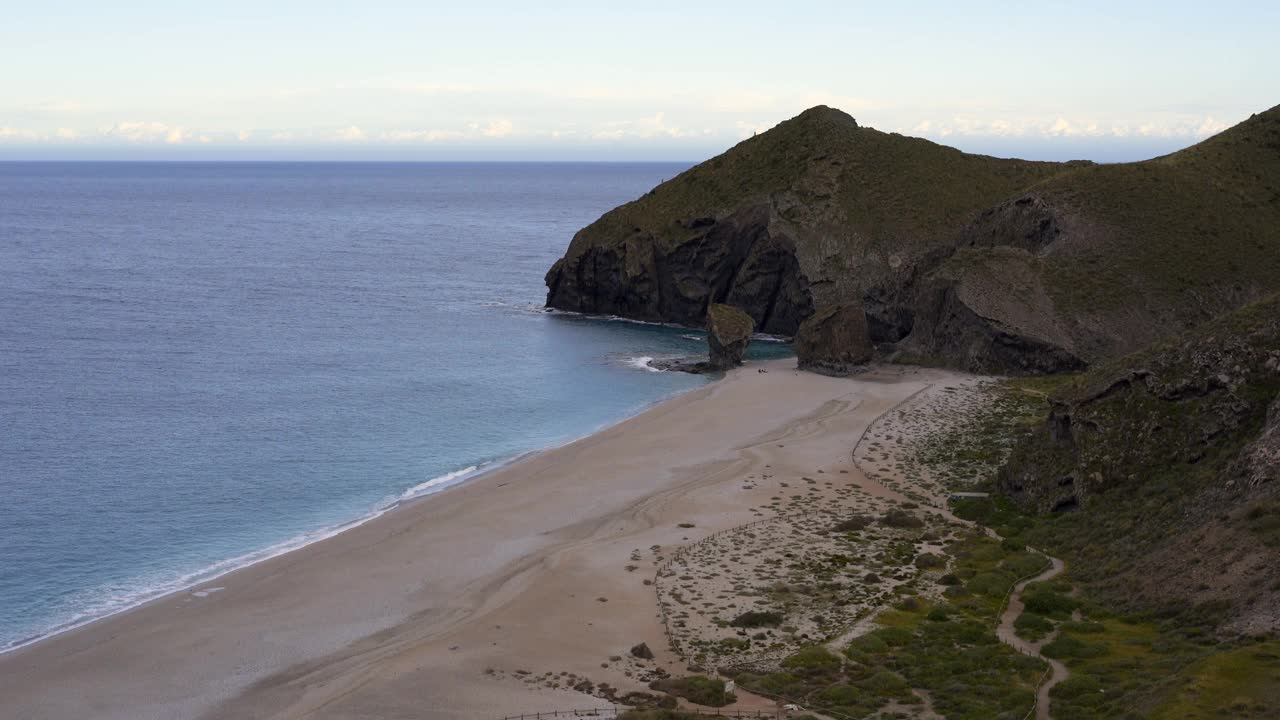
992, 550, 1057, 720
734, 684, 860, 720
495, 709, 618, 720
1021, 665, 1054, 720
494, 708, 791, 720
652, 515, 786, 660
993, 553, 1054, 631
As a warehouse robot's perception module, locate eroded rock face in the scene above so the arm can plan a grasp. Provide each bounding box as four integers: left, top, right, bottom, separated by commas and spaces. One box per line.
996, 294, 1280, 634
999, 294, 1280, 513
706, 304, 754, 370
794, 303, 873, 375
1234, 392, 1280, 488
545, 203, 814, 335
962, 193, 1064, 254
544, 106, 1068, 355
904, 247, 1087, 374
545, 104, 1280, 374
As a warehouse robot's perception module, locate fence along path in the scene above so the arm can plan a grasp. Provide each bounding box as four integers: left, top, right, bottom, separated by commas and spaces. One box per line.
652, 515, 782, 660
495, 708, 789, 719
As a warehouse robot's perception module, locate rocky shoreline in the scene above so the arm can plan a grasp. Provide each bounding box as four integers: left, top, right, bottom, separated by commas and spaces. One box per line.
545, 104, 1280, 376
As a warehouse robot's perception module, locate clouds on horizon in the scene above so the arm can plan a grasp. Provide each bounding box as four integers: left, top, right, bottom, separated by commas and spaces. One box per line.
0, 98, 1252, 156
899, 113, 1232, 141
0, 71, 1264, 162
2, 3, 1276, 160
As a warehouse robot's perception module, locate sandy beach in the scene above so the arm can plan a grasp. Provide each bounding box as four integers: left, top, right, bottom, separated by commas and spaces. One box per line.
0, 358, 970, 720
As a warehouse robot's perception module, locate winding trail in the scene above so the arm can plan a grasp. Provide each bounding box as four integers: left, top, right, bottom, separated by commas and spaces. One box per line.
652, 370, 1068, 720
996, 553, 1068, 720
843, 375, 1070, 720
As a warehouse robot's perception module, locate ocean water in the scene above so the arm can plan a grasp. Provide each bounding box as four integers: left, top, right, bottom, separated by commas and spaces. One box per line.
0, 162, 791, 652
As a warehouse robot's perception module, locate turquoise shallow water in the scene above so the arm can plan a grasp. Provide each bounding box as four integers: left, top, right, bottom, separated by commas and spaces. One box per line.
0, 162, 792, 652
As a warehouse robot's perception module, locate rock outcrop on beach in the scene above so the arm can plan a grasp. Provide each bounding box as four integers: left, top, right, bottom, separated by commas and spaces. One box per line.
545, 106, 1063, 346
793, 303, 872, 375
546, 103, 1280, 374
647, 304, 754, 374
999, 293, 1280, 633
706, 303, 754, 370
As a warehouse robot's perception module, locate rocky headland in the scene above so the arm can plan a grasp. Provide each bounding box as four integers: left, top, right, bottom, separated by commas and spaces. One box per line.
541, 102, 1280, 718
546, 104, 1280, 374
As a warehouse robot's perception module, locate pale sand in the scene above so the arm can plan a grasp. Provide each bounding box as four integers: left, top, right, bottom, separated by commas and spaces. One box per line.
0, 358, 967, 720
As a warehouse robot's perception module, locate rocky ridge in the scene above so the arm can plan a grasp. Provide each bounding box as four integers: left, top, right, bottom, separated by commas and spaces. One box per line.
546, 104, 1280, 374
1000, 293, 1280, 633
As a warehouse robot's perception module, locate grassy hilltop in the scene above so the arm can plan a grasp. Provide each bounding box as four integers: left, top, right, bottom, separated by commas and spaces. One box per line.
546, 103, 1280, 374
911, 107, 1280, 370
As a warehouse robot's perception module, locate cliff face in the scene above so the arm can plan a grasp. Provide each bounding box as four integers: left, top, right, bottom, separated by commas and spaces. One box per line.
546, 104, 1280, 374
546, 202, 814, 335
545, 106, 1066, 341
793, 303, 873, 376
999, 294, 1280, 633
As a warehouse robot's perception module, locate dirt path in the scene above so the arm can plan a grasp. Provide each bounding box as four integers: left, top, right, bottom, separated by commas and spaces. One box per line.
845, 376, 1070, 720
694, 371, 1063, 720
995, 553, 1068, 720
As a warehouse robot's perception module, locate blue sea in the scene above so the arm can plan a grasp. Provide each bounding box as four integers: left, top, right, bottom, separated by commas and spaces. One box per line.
0, 162, 790, 653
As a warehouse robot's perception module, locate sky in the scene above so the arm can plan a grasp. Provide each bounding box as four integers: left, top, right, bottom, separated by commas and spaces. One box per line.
1, 1, 1277, 162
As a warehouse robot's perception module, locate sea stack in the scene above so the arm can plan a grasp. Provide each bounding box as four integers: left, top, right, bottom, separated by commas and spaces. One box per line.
794, 303, 873, 375
706, 304, 754, 370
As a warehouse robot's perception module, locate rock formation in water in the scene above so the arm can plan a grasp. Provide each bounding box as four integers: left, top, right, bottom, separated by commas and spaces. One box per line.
706, 303, 754, 370
546, 104, 1280, 374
